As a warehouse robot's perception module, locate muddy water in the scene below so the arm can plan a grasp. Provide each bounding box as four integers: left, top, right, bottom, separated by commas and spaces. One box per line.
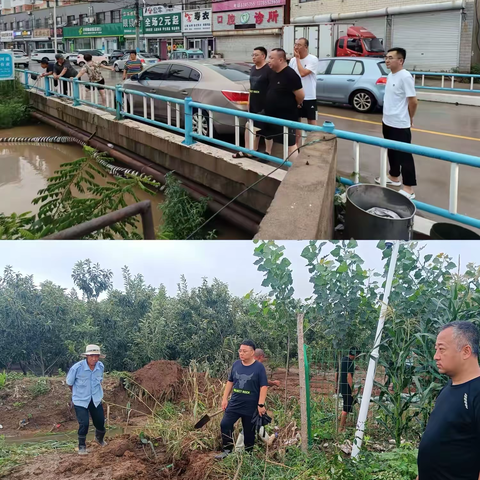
0, 124, 249, 239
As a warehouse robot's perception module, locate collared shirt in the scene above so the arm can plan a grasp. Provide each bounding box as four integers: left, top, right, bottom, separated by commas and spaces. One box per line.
66, 359, 104, 408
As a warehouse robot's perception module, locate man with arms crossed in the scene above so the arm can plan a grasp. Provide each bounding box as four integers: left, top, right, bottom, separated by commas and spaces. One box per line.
289, 37, 319, 147
376, 47, 418, 200
265, 48, 305, 161
417, 322, 480, 480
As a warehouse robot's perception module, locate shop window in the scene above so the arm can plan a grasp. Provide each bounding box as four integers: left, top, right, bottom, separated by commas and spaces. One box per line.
79, 14, 88, 26
111, 10, 121, 24
96, 12, 106, 24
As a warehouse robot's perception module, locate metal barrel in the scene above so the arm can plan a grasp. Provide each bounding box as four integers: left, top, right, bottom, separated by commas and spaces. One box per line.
345, 184, 416, 240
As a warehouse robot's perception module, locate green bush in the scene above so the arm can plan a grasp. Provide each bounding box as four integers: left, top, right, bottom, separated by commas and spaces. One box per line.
0, 371, 6, 390
28, 378, 50, 398
0, 80, 30, 129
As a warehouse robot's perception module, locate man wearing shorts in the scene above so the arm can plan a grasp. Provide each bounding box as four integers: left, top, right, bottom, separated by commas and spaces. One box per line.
233, 47, 272, 160
265, 48, 305, 161
335, 348, 360, 432
289, 37, 319, 147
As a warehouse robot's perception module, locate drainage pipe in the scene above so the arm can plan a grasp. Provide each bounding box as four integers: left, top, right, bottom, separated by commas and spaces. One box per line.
31, 111, 262, 236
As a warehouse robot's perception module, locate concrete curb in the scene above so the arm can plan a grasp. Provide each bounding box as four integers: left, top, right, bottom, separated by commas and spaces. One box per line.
417, 91, 480, 107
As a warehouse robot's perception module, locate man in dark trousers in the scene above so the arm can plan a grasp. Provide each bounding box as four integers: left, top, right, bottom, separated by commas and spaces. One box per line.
335, 348, 360, 432
233, 47, 273, 159
264, 48, 305, 161
417, 321, 480, 480
53, 53, 77, 96
66, 344, 107, 455
375, 47, 418, 200
216, 340, 268, 460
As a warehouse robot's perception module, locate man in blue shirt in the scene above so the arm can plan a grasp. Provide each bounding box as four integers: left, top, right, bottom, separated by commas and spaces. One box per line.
66, 344, 107, 455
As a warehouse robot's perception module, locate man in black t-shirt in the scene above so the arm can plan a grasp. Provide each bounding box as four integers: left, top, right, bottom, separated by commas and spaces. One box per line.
234, 47, 273, 160
264, 48, 305, 161
417, 321, 480, 480
216, 340, 268, 460
53, 54, 77, 96
335, 348, 360, 432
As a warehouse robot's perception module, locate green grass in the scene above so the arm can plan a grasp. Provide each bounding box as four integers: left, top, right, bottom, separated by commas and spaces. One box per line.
0, 80, 30, 129
0, 436, 75, 476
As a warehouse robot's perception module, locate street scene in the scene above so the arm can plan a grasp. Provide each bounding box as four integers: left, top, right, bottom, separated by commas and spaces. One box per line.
1, 239, 480, 480
1, 0, 480, 241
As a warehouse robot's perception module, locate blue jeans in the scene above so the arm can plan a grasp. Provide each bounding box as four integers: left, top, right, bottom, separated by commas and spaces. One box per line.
74, 399, 105, 444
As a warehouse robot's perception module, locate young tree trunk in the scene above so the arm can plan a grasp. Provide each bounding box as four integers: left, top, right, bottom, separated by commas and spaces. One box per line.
297, 313, 308, 453
19, 361, 27, 375
284, 333, 290, 412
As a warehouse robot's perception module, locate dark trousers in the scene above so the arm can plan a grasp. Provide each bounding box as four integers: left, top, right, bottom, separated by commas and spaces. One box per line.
382, 122, 417, 187
74, 399, 105, 445
220, 410, 256, 452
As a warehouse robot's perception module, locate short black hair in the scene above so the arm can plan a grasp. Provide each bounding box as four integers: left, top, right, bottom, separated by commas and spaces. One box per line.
349, 347, 360, 357
388, 47, 407, 62
55, 53, 64, 60
271, 48, 287, 61
40, 59, 49, 65
241, 340, 256, 351
299, 37, 309, 48
254, 46, 267, 57
440, 322, 479, 356
83, 53, 92, 62
129, 50, 137, 55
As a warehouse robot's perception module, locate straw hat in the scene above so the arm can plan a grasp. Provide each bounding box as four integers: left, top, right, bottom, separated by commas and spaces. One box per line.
81, 344, 106, 358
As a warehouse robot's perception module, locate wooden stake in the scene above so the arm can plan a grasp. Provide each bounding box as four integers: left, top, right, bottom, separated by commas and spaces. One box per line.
296, 312, 308, 452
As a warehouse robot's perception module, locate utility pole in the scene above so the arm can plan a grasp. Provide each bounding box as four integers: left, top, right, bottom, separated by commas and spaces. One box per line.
135, 0, 140, 52
53, 0, 58, 53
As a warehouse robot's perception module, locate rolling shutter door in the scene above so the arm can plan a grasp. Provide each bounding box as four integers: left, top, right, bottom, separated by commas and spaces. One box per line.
392, 10, 461, 71
215, 35, 281, 62
351, 17, 387, 43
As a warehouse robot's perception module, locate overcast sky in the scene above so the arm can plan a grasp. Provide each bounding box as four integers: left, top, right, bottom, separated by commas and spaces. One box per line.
1, 241, 479, 299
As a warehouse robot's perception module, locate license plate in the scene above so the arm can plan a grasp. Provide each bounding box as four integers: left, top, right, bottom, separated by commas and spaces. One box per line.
149, 60, 156, 64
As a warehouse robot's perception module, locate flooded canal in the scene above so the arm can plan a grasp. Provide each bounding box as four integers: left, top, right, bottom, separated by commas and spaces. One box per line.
0, 124, 249, 239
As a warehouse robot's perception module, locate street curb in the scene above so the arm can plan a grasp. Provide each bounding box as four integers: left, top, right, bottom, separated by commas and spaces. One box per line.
417, 91, 480, 107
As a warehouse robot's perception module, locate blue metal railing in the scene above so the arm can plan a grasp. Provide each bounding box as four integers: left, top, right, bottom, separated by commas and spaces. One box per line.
411, 71, 480, 94
16, 68, 480, 231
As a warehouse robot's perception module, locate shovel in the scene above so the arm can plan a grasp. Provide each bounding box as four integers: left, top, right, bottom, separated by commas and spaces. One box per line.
194, 409, 223, 429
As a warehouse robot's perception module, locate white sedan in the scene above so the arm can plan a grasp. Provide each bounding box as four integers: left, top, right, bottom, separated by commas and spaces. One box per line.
113, 53, 158, 72
1, 49, 29, 68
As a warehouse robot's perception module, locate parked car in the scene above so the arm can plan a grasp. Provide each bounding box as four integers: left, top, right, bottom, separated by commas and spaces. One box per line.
113, 53, 158, 72
76, 50, 110, 67
169, 49, 205, 60
110, 49, 150, 64
316, 57, 389, 113
0, 49, 29, 68
65, 51, 79, 64
31, 49, 65, 63
123, 60, 251, 136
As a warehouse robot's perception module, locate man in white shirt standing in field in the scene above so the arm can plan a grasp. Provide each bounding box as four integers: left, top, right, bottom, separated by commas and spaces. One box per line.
289, 37, 319, 147
376, 47, 418, 200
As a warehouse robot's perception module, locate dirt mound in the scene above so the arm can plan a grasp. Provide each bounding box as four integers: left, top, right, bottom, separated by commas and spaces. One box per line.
133, 360, 183, 401
3, 435, 219, 480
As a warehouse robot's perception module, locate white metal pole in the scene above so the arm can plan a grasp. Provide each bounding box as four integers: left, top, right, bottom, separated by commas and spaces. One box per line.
351, 241, 400, 459
53, 0, 58, 53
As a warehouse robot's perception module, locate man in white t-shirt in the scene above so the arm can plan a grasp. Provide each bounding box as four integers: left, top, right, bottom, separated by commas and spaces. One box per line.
375, 47, 418, 200
289, 37, 319, 147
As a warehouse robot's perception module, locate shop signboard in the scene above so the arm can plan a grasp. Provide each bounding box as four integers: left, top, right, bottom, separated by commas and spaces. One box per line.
212, 0, 285, 13
13, 30, 32, 39
143, 12, 181, 35
34, 28, 51, 39
63, 24, 124, 38
182, 9, 212, 33
143, 5, 182, 15
0, 31, 14, 42
213, 6, 284, 31
122, 8, 141, 36
0, 51, 14, 81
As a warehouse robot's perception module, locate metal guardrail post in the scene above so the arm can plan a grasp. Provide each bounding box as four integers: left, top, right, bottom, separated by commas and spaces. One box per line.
322, 121, 335, 133
115, 84, 123, 120
73, 79, 80, 106
304, 344, 312, 447
24, 70, 30, 90
183, 96, 194, 146
45, 76, 51, 97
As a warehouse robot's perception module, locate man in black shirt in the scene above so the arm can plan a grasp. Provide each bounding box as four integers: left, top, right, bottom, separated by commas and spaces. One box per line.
264, 48, 305, 161
335, 348, 360, 432
234, 47, 273, 160
417, 321, 480, 480
216, 340, 268, 460
53, 54, 77, 96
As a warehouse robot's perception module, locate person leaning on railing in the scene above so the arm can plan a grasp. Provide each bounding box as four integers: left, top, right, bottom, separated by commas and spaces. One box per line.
76, 53, 113, 106
53, 53, 77, 96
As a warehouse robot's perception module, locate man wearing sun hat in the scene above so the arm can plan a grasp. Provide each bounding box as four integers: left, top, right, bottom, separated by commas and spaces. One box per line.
66, 344, 107, 455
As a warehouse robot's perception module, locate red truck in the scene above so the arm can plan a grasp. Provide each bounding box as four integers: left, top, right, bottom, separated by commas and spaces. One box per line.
335, 26, 385, 58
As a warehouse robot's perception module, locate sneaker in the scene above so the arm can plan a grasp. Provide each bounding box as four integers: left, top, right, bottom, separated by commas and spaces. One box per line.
375, 177, 402, 187
215, 450, 231, 460
78, 445, 89, 455
398, 189, 416, 200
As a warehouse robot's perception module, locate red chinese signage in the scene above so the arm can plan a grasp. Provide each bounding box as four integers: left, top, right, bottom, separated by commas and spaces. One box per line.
212, 0, 285, 13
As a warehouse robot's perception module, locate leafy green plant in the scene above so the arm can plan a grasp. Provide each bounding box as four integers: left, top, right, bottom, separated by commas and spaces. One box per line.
28, 378, 50, 398
157, 172, 216, 240
0, 371, 6, 390
0, 80, 30, 129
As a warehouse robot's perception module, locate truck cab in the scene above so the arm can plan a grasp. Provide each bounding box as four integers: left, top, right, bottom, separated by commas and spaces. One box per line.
336, 27, 385, 58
